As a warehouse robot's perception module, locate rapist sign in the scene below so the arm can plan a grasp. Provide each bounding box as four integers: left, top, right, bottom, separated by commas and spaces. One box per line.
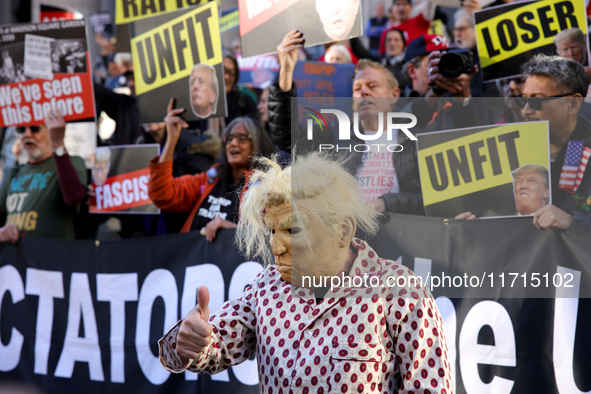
474, 0, 588, 82
0, 20, 95, 127
239, 0, 363, 57
116, 0, 209, 24
130, 2, 227, 123
417, 121, 551, 218
89, 145, 160, 214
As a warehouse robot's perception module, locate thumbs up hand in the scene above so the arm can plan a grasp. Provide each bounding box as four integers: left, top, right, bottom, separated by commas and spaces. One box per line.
176, 286, 214, 361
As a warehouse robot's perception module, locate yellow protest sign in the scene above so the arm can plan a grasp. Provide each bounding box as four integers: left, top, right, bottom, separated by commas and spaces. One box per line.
131, 2, 222, 96
115, 0, 209, 24
474, 0, 587, 81
417, 122, 550, 217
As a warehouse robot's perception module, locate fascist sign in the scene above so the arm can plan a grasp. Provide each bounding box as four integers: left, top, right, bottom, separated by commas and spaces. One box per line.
0, 20, 95, 127
417, 121, 551, 218
130, 3, 227, 123
239, 0, 363, 58
89, 145, 160, 214
474, 0, 588, 82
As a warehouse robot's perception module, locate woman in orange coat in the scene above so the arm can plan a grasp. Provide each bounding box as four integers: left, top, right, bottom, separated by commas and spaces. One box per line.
149, 99, 275, 241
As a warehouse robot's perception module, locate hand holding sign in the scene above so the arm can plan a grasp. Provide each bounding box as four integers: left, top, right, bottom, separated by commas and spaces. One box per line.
159, 98, 189, 163
278, 30, 304, 92
176, 286, 213, 362
45, 108, 67, 151
533, 205, 574, 230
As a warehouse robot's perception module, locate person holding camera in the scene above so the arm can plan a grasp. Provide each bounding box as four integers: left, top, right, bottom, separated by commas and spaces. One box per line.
400, 34, 488, 130
402, 34, 450, 98
452, 10, 500, 97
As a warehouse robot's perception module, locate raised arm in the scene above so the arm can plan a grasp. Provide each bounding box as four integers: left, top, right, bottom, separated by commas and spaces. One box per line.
159, 274, 260, 374
46, 110, 87, 206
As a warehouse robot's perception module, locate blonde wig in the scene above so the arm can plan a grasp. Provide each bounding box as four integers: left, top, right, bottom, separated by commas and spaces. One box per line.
236, 153, 380, 265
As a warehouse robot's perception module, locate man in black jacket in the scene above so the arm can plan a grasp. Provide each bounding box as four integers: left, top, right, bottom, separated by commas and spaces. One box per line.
455, 55, 591, 233
269, 31, 424, 215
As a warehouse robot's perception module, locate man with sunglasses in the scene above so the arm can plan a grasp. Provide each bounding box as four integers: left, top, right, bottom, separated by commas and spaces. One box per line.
458, 55, 591, 232
520, 55, 591, 232
0, 110, 87, 243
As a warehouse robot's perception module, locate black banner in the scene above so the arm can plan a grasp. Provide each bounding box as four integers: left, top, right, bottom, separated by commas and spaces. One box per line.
0, 230, 260, 394
1, 217, 591, 393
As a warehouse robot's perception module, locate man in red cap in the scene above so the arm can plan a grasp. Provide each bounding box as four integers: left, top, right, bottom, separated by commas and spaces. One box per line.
403, 34, 449, 97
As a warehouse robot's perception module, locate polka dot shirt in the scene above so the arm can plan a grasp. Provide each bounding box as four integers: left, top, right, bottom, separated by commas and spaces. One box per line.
159, 239, 453, 394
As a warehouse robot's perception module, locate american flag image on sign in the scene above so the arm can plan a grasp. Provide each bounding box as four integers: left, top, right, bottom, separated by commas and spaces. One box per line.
573, 146, 591, 193
559, 140, 585, 193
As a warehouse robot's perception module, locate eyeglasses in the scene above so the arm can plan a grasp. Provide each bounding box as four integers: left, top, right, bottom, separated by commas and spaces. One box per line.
16, 126, 42, 134
514, 93, 576, 111
224, 133, 251, 144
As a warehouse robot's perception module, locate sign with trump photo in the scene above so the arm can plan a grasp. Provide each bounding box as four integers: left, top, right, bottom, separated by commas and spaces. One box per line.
239, 0, 363, 58
130, 2, 227, 123
474, 0, 589, 82
89, 145, 160, 214
417, 121, 551, 218
0, 20, 95, 127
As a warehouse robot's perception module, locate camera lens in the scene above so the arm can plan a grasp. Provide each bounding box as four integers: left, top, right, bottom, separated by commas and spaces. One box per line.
439, 53, 464, 79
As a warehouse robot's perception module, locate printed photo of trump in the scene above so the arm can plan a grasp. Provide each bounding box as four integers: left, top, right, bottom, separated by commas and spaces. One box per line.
189, 63, 219, 118
511, 164, 550, 216
315, 0, 361, 41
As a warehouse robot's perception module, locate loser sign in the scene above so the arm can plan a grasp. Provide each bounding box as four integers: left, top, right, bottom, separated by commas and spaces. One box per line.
474, 0, 588, 82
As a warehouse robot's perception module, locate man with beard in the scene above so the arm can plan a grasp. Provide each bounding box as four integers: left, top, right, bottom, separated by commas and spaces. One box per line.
158, 153, 453, 393
0, 110, 87, 242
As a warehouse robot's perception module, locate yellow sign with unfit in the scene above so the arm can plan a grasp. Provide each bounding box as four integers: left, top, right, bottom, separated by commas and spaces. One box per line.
116, 0, 210, 25
475, 0, 587, 70
418, 122, 549, 206
131, 2, 222, 95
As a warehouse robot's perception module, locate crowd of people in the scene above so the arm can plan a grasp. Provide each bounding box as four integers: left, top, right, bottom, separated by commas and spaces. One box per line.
1, 0, 591, 245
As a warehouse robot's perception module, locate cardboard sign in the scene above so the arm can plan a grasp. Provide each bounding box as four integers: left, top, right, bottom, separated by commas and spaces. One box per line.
417, 121, 551, 218
239, 0, 363, 58
474, 0, 588, 82
0, 20, 96, 127
293, 61, 355, 123
63, 122, 97, 169
89, 144, 160, 214
130, 2, 227, 123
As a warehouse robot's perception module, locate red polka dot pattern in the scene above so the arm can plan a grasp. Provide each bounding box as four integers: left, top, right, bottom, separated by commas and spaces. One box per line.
159, 239, 453, 394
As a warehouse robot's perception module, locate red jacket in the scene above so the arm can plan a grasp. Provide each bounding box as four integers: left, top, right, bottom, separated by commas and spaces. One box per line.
148, 157, 251, 233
